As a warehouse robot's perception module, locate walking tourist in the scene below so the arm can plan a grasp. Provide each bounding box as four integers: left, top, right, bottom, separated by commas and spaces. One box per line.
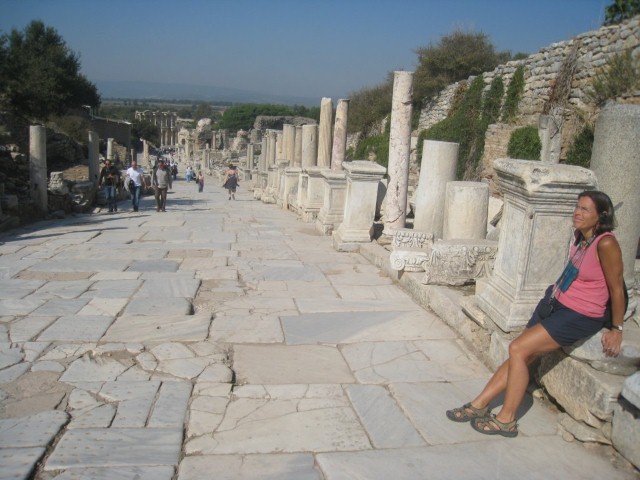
222, 164, 239, 200
98, 159, 121, 213
197, 171, 204, 192
125, 159, 147, 212
152, 159, 172, 212
446, 190, 626, 438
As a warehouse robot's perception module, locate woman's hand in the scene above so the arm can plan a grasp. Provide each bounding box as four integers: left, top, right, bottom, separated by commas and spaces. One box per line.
601, 329, 622, 357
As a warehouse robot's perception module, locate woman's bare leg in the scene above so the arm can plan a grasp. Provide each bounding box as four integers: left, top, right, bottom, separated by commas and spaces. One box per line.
467, 325, 560, 419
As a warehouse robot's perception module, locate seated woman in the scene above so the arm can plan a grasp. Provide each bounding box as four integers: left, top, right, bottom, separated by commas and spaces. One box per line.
446, 190, 625, 438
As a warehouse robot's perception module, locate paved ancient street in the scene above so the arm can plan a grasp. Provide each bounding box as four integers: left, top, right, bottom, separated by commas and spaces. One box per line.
0, 177, 636, 479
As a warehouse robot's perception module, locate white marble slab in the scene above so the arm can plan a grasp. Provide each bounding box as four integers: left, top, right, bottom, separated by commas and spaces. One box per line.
209, 314, 284, 343
0, 446, 46, 480
134, 278, 201, 298
124, 297, 192, 316
148, 381, 192, 427
127, 260, 179, 273
295, 298, 421, 314
178, 453, 320, 480
233, 345, 355, 384
60, 356, 130, 383
37, 315, 115, 342
8, 316, 57, 342
51, 466, 175, 480
101, 313, 212, 343
44, 428, 183, 469
0, 410, 69, 447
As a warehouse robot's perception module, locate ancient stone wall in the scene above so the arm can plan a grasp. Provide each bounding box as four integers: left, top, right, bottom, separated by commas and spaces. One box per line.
253, 116, 317, 131
417, 16, 640, 171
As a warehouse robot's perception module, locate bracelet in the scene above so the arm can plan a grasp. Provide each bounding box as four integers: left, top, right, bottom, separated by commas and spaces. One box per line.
612, 325, 623, 331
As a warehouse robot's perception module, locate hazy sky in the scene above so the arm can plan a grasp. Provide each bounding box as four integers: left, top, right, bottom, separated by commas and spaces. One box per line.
1, 0, 609, 102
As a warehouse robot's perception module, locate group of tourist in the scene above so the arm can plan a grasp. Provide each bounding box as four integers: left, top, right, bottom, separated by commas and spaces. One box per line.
98, 159, 236, 212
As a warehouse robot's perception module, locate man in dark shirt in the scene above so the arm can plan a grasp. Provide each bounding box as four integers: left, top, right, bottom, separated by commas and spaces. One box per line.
98, 159, 121, 213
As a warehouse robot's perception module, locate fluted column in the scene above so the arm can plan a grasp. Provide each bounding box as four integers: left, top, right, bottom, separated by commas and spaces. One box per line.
301, 124, 318, 168
29, 125, 48, 212
294, 126, 303, 167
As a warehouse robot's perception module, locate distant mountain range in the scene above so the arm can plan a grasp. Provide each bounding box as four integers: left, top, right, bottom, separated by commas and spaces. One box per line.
96, 80, 319, 107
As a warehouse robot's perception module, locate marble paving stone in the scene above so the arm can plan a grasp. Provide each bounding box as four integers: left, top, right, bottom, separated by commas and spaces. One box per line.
346, 384, 425, 448
0, 297, 46, 316
142, 230, 191, 242
225, 296, 296, 312
99, 381, 160, 428
0, 279, 44, 299
127, 260, 179, 273
60, 356, 130, 383
0, 362, 31, 383
148, 381, 192, 427
178, 453, 321, 480
44, 428, 183, 470
27, 258, 129, 272
68, 404, 116, 429
150, 342, 195, 360
0, 410, 69, 447
156, 357, 213, 379
240, 264, 327, 282
327, 272, 395, 286
180, 257, 228, 270
282, 310, 452, 345
37, 315, 115, 342
197, 364, 233, 383
77, 298, 129, 316
101, 313, 212, 343
9, 316, 57, 342
339, 342, 430, 384
31, 280, 92, 299
193, 382, 233, 397
0, 345, 23, 369
195, 267, 238, 281
51, 466, 175, 480
210, 314, 284, 343
79, 279, 143, 298
135, 278, 201, 298
389, 382, 483, 444
30, 298, 91, 316
295, 298, 421, 314
0, 446, 46, 480
233, 345, 355, 384
40, 343, 94, 361
316, 436, 637, 480
31, 360, 65, 373
89, 271, 141, 281
185, 398, 370, 455
124, 297, 192, 316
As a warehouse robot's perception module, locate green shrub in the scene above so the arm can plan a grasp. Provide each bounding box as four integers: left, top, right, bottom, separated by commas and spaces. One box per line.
507, 126, 541, 160
587, 49, 640, 107
565, 125, 594, 168
501, 66, 525, 123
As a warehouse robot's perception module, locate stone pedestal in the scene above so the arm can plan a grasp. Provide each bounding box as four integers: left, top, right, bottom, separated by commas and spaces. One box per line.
300, 167, 325, 222
29, 125, 48, 212
333, 161, 387, 252
88, 131, 100, 186
284, 167, 301, 210
590, 103, 640, 290
477, 158, 597, 332
443, 181, 489, 240
316, 170, 347, 235
414, 140, 458, 236
261, 166, 278, 204
381, 71, 414, 242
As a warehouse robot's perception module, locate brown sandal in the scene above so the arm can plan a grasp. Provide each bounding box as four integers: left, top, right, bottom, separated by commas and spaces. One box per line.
446, 403, 490, 423
471, 413, 518, 438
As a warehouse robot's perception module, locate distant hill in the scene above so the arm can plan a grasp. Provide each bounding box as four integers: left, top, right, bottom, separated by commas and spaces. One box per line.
96, 80, 319, 107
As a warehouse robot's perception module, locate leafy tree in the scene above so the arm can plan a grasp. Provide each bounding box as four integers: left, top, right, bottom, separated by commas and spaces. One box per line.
507, 126, 541, 160
413, 30, 511, 115
501, 66, 525, 122
217, 103, 318, 131
132, 119, 159, 146
347, 76, 393, 135
565, 125, 594, 168
0, 20, 100, 122
603, 0, 640, 25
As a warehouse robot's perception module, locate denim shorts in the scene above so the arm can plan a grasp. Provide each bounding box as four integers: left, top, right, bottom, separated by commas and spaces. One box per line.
527, 295, 606, 346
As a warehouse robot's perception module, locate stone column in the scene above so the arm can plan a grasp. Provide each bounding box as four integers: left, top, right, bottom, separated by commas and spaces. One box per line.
331, 99, 350, 171
107, 138, 114, 161
590, 103, 640, 290
294, 126, 303, 167
130, 148, 137, 165
283, 124, 296, 162
247, 144, 255, 169
476, 159, 597, 332
538, 106, 563, 164
29, 125, 48, 212
443, 181, 489, 240
381, 71, 414, 243
317, 97, 333, 168
88, 131, 100, 185
333, 161, 387, 252
413, 140, 459, 236
267, 130, 277, 168
301, 124, 318, 168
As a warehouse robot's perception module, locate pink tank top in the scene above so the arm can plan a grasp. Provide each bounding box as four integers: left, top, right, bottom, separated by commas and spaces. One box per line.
555, 232, 613, 318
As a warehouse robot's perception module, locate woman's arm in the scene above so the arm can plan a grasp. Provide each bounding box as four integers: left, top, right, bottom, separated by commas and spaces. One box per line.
598, 235, 625, 357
